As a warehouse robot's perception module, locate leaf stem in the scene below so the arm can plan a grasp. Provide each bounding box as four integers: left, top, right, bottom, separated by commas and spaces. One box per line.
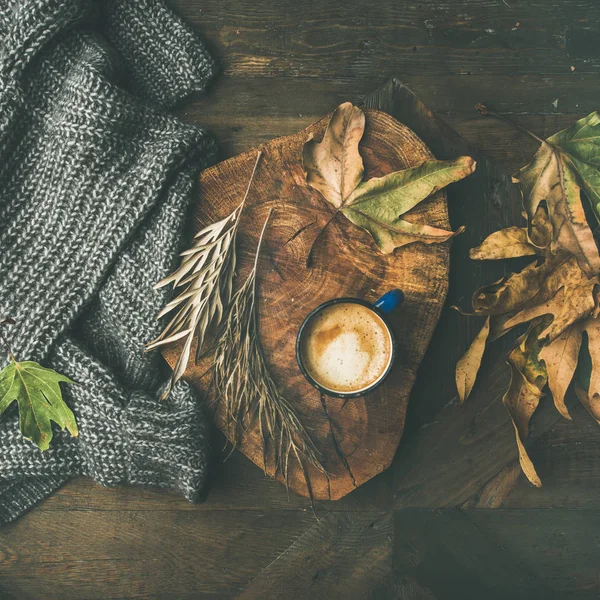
475, 103, 546, 145
251, 208, 275, 296
237, 150, 263, 217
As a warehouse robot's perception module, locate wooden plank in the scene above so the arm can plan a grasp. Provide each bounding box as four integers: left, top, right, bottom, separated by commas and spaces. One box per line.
468, 509, 600, 597
498, 400, 600, 508
0, 509, 315, 599
172, 0, 600, 77
187, 74, 600, 121
183, 75, 600, 174
363, 573, 438, 600
393, 509, 559, 600
235, 512, 392, 599
458, 393, 600, 509
392, 359, 565, 508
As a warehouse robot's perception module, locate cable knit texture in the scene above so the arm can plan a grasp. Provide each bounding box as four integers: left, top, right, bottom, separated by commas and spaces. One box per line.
0, 0, 217, 524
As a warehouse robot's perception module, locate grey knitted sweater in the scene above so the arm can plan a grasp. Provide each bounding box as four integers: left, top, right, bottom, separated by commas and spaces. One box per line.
0, 0, 217, 524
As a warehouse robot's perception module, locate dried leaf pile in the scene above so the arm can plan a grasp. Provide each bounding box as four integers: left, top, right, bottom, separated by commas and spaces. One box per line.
456, 110, 600, 487
303, 102, 475, 263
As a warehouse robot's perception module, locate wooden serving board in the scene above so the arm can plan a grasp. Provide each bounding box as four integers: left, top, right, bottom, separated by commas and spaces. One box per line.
163, 88, 452, 500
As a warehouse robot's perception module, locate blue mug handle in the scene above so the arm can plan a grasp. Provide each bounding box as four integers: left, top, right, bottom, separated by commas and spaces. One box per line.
374, 289, 404, 315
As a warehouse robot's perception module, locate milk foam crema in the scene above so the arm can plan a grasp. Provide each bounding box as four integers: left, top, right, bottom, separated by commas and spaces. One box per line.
300, 302, 392, 394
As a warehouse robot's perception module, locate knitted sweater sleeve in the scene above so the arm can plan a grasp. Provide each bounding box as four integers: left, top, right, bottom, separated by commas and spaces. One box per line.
0, 0, 217, 523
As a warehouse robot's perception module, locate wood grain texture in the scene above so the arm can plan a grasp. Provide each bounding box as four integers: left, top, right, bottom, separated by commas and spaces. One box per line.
7, 0, 600, 597
163, 101, 453, 500
0, 509, 315, 599
393, 509, 600, 600
236, 512, 392, 599
173, 0, 600, 78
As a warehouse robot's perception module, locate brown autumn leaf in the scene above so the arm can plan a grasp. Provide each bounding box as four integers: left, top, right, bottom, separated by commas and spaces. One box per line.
582, 317, 600, 400
455, 317, 490, 402
496, 258, 599, 342
469, 227, 537, 260
539, 323, 583, 420
302, 102, 475, 259
303, 102, 365, 209
502, 318, 549, 488
575, 386, 600, 424
467, 204, 600, 344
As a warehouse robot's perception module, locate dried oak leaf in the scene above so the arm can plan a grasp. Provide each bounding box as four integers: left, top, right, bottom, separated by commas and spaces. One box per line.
539, 323, 583, 420
303, 102, 475, 254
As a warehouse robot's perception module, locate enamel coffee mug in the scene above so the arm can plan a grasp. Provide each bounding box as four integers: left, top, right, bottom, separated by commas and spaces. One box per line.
296, 289, 404, 399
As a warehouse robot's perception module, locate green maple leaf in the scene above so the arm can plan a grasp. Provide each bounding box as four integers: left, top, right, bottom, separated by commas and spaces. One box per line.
514, 112, 600, 276
0, 359, 77, 451
341, 157, 474, 253
546, 112, 600, 222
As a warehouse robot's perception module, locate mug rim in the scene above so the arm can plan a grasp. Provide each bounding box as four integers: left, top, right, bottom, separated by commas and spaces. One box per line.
295, 297, 397, 399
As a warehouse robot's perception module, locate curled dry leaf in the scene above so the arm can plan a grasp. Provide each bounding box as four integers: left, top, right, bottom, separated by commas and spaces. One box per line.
302, 102, 474, 260
573, 328, 600, 423
469, 227, 537, 260
582, 318, 600, 400
539, 323, 583, 420
502, 318, 549, 488
455, 317, 490, 402
575, 386, 600, 424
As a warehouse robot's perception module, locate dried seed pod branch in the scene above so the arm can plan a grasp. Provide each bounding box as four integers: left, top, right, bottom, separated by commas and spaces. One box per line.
146, 151, 263, 399
213, 208, 326, 496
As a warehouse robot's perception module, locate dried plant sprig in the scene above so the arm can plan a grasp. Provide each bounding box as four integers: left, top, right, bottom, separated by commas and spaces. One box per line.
146, 151, 263, 399
213, 208, 326, 496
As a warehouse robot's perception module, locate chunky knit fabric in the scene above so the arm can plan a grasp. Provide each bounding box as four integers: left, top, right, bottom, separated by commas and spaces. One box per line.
0, 0, 218, 524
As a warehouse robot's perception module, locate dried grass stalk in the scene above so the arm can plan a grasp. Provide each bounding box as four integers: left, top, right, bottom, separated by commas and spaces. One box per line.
146, 151, 262, 399
213, 208, 326, 495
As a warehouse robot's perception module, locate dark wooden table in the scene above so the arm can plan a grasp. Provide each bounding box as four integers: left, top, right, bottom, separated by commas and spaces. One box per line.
2, 1, 600, 598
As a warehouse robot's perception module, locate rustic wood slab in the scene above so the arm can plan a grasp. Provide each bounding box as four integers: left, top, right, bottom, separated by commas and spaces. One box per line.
164, 102, 454, 499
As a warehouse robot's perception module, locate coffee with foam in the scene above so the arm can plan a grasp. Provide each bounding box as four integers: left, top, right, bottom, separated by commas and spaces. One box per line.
299, 302, 392, 394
